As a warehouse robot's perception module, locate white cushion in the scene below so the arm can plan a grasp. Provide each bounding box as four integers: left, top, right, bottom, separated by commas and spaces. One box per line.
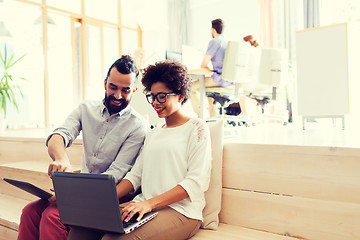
201, 120, 224, 230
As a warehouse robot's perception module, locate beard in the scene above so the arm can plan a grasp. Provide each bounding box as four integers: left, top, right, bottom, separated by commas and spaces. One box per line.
104, 92, 129, 115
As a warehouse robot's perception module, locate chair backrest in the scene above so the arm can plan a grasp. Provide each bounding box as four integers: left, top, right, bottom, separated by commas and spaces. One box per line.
258, 48, 288, 87
221, 41, 251, 84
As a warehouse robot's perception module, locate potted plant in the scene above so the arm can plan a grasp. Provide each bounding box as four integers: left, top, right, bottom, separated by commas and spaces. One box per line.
0, 44, 26, 130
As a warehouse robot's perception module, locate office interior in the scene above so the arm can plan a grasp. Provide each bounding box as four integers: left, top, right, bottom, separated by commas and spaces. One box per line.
1, 0, 360, 148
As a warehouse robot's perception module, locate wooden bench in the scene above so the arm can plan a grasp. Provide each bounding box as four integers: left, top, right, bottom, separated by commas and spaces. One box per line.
194, 143, 360, 240
0, 135, 82, 239
2, 132, 360, 240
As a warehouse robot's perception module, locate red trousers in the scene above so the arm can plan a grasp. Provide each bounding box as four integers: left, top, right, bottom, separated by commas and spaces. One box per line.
17, 199, 70, 240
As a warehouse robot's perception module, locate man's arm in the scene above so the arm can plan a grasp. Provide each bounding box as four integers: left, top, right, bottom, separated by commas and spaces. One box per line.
46, 103, 83, 176
104, 125, 146, 183
47, 134, 72, 176
201, 55, 212, 69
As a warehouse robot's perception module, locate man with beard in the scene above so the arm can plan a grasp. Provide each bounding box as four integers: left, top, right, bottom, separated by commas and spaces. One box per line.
17, 55, 147, 240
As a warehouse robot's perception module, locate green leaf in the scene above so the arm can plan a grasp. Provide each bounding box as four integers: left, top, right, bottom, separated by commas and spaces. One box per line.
8, 54, 26, 68
0, 43, 27, 115
3, 44, 7, 66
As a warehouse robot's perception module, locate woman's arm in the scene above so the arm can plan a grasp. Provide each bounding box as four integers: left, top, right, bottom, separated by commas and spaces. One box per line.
116, 179, 135, 199
121, 185, 188, 222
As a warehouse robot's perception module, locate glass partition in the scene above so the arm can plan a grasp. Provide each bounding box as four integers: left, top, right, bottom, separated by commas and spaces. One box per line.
0, 0, 141, 129
121, 0, 138, 29
121, 28, 139, 56
47, 0, 81, 14
86, 24, 103, 101
1, 1, 45, 128
47, 11, 74, 127
85, 0, 118, 23
103, 26, 120, 71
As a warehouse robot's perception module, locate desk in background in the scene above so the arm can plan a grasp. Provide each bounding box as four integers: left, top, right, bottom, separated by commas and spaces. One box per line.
188, 68, 213, 119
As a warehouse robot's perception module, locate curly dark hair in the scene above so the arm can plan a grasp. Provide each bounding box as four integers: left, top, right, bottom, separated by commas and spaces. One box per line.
141, 60, 192, 104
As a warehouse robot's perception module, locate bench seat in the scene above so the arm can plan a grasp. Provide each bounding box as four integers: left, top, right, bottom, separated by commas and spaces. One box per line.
0, 194, 29, 239
1, 128, 360, 240
194, 223, 295, 239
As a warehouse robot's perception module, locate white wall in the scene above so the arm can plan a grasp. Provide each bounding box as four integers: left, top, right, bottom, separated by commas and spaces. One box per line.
188, 0, 260, 52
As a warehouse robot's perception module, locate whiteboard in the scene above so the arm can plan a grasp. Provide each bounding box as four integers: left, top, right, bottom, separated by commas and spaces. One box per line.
296, 23, 349, 117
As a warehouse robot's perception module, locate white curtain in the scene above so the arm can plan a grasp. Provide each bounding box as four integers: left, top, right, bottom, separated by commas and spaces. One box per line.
168, 0, 190, 52
257, 0, 274, 48
267, 0, 299, 123
303, 0, 320, 28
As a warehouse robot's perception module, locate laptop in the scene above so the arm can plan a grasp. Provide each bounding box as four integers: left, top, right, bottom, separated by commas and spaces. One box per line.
51, 171, 158, 234
3, 178, 53, 200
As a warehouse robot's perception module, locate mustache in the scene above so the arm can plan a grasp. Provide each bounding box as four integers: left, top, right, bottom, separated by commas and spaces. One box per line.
108, 95, 126, 103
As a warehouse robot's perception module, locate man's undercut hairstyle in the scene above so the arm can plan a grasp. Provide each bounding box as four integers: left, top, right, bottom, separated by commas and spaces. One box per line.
106, 55, 139, 84
212, 18, 224, 34
141, 60, 192, 104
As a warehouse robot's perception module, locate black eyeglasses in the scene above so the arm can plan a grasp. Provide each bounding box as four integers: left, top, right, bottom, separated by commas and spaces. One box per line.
146, 92, 177, 104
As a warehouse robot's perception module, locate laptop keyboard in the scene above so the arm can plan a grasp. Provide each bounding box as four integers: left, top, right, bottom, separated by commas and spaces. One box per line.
122, 216, 138, 228
122, 221, 132, 228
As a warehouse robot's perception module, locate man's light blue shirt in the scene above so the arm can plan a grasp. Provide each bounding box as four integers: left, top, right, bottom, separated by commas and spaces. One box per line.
206, 35, 232, 86
46, 100, 146, 183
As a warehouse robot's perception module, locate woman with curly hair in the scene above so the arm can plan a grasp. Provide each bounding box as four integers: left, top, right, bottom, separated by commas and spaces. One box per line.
68, 60, 212, 240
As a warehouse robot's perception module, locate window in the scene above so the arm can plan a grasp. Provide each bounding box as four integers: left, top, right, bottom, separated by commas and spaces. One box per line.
85, 0, 118, 23
47, 11, 74, 127
0, 1, 45, 128
1, 0, 142, 129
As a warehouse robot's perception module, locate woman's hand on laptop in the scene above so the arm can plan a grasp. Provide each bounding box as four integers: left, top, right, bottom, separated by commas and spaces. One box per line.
121, 201, 152, 223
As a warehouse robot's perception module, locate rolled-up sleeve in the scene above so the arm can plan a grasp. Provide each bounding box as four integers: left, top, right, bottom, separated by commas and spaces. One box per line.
206, 38, 220, 57
179, 124, 212, 202
45, 106, 82, 148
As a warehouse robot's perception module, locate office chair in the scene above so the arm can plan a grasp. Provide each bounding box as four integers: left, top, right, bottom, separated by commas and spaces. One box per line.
205, 41, 251, 125
248, 48, 289, 124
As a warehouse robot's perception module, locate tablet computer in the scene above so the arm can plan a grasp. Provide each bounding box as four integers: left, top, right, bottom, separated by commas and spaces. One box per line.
3, 178, 53, 200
